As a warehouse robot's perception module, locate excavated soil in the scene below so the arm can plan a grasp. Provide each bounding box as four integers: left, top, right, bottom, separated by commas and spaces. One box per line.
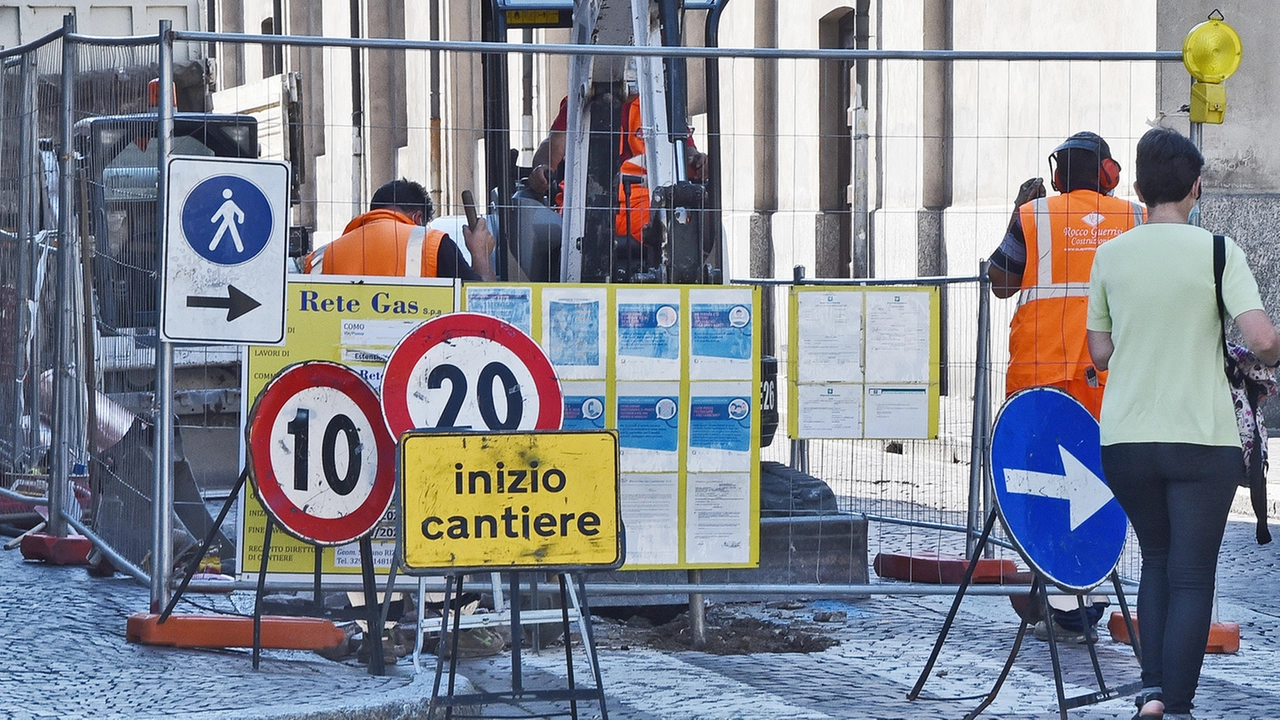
591, 602, 840, 655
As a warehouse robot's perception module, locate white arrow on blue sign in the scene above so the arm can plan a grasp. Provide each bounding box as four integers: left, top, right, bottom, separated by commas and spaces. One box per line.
989, 387, 1128, 592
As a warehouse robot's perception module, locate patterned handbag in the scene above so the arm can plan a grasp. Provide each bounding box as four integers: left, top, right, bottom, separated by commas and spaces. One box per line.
1214, 234, 1275, 544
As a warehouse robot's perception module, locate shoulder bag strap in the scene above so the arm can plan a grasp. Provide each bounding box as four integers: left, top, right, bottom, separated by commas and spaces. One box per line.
1214, 233, 1230, 371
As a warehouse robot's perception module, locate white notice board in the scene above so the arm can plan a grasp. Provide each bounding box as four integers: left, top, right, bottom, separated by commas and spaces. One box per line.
787, 287, 940, 439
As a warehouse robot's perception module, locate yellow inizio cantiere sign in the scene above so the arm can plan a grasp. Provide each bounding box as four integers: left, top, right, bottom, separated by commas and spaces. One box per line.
399, 430, 623, 573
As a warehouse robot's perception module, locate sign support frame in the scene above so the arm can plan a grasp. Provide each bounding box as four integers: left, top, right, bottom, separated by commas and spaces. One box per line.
426, 570, 611, 720
905, 512, 1143, 718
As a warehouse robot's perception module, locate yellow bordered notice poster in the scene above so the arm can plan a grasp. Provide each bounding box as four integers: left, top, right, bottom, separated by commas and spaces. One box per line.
787, 286, 941, 440
463, 283, 761, 571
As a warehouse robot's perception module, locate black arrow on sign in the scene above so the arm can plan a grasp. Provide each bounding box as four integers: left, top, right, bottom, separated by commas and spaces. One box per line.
186, 284, 262, 321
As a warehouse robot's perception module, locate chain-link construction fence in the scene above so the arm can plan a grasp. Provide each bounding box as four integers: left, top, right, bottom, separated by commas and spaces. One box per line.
5, 18, 1253, 606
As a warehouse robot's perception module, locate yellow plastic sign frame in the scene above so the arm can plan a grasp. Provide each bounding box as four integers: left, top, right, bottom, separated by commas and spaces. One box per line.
398, 430, 623, 574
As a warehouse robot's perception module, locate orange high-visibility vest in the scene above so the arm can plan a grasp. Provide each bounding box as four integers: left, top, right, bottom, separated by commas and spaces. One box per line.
302, 209, 445, 277
1006, 190, 1145, 395
616, 156, 648, 241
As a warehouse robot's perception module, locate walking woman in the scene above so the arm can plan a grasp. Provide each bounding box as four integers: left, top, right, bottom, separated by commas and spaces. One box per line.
1086, 126, 1280, 719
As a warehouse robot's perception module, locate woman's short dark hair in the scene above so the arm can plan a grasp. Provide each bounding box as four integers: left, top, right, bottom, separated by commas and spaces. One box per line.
1134, 127, 1203, 207
370, 178, 433, 221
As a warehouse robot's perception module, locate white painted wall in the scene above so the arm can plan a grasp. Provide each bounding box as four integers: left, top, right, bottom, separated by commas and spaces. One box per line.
308, 0, 359, 247
707, 0, 1163, 281
0, 0, 203, 63
1157, 0, 1280, 192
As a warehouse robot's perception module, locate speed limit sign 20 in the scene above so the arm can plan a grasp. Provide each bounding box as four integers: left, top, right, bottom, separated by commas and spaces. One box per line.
247, 361, 397, 545
382, 312, 563, 437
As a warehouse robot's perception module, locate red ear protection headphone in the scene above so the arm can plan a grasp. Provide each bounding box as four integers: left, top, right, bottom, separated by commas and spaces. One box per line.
1049, 132, 1120, 193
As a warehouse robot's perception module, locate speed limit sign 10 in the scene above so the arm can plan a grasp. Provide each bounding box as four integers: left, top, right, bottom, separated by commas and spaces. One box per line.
381, 312, 563, 438
247, 361, 397, 545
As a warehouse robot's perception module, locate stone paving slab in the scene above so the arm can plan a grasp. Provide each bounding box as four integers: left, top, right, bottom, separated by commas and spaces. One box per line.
2, 517, 1277, 719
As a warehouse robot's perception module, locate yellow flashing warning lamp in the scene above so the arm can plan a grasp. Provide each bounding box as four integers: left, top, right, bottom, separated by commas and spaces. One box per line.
1182, 10, 1242, 125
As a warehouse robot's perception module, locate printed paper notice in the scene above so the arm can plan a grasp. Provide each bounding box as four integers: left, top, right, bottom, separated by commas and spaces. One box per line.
561, 381, 607, 431
797, 384, 863, 439
465, 285, 532, 335
685, 473, 751, 565
689, 288, 753, 381
797, 291, 862, 383
863, 385, 929, 439
687, 382, 753, 472
616, 288, 681, 380
620, 473, 679, 566
339, 318, 425, 390
616, 382, 681, 473
542, 287, 607, 380
864, 290, 931, 383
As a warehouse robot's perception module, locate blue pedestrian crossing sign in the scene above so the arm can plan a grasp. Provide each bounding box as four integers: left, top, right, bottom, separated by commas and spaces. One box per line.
180, 175, 274, 266
162, 157, 289, 345
989, 387, 1128, 592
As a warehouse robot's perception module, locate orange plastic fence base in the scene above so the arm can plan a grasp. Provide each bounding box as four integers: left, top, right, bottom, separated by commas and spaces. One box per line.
127, 613, 345, 650
19, 533, 91, 565
873, 552, 1020, 584
1108, 611, 1240, 654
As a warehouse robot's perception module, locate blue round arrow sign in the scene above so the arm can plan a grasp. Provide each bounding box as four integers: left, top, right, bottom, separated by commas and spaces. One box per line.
180, 174, 274, 265
989, 387, 1128, 592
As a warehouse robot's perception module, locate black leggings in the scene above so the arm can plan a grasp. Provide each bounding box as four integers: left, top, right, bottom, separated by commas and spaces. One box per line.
1101, 442, 1241, 715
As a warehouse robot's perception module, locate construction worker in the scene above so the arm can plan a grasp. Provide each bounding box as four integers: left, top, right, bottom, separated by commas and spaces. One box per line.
302, 178, 496, 281
527, 93, 705, 243
989, 131, 1145, 418
988, 131, 1145, 645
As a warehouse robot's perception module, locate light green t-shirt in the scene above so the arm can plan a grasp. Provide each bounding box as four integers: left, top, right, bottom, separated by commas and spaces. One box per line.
1086, 224, 1263, 447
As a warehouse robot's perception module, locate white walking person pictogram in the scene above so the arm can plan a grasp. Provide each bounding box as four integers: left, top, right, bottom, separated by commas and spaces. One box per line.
209, 188, 245, 253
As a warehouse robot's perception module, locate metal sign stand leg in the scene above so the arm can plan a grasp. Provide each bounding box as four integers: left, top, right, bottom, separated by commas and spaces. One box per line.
359, 536, 386, 675
510, 570, 524, 698
426, 574, 456, 719
157, 468, 247, 623
1039, 581, 1070, 720
569, 572, 610, 719
557, 575, 579, 720
377, 547, 401, 645
252, 517, 274, 670
908, 507, 1000, 700
1078, 595, 1108, 691
960, 576, 1038, 720
910, 511, 1141, 718
1112, 571, 1141, 662
312, 544, 323, 610
425, 571, 610, 719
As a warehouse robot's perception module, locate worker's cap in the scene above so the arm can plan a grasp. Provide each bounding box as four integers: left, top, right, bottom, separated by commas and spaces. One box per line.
1052, 131, 1113, 161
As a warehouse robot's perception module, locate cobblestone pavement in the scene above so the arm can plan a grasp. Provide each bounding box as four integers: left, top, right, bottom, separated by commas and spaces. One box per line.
3, 515, 1278, 719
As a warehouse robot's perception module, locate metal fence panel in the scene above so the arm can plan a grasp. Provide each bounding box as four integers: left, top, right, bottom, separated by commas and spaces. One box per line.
8, 26, 1248, 597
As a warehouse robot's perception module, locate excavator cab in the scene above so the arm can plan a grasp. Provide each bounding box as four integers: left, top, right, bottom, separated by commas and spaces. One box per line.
482, 0, 728, 286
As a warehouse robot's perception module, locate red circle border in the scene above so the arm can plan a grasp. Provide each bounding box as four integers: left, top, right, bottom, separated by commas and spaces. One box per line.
381, 312, 564, 438
247, 361, 397, 545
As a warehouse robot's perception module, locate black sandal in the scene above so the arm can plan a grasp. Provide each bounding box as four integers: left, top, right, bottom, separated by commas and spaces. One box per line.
1133, 690, 1164, 719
